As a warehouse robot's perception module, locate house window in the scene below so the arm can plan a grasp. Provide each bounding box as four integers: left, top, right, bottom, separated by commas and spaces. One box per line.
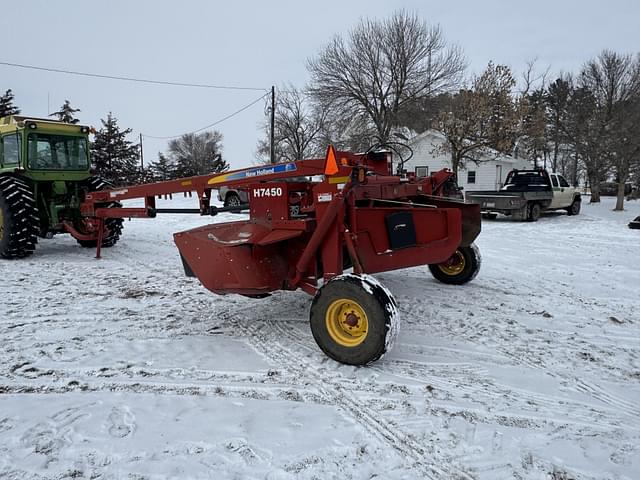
415, 166, 428, 178
467, 170, 476, 184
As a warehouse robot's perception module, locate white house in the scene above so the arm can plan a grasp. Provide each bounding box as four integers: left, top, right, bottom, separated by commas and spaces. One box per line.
404, 130, 532, 192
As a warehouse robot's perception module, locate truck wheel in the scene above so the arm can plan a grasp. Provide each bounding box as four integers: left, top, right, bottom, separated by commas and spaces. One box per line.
428, 243, 481, 285
224, 192, 242, 208
310, 274, 399, 365
75, 177, 124, 248
566, 198, 581, 216
0, 176, 39, 259
527, 203, 541, 222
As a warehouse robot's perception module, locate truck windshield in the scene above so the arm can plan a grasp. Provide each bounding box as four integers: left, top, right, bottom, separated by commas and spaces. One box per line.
27, 133, 89, 170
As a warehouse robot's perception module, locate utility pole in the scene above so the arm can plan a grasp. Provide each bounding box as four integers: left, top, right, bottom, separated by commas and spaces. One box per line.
270, 85, 275, 164
139, 133, 144, 171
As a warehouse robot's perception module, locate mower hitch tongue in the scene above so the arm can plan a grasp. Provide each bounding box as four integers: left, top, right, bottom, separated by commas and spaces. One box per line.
80, 145, 482, 365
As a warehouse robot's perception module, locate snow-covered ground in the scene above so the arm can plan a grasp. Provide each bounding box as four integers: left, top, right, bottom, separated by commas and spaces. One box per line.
1, 195, 639, 480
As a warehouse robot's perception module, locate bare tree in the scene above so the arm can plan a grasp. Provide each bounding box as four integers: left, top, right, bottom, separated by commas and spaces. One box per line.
168, 131, 227, 177
519, 57, 550, 96
577, 50, 640, 206
257, 86, 327, 163
307, 10, 465, 144
545, 76, 572, 174
436, 63, 523, 177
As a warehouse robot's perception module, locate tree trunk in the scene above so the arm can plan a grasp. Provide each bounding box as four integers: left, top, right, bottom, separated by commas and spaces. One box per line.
589, 173, 601, 203
614, 181, 626, 210
571, 156, 579, 187
451, 151, 460, 180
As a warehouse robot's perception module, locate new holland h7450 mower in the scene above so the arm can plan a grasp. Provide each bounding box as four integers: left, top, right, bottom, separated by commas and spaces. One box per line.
1, 116, 481, 365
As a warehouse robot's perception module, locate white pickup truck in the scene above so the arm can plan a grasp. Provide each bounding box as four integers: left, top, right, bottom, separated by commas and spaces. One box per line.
465, 169, 581, 221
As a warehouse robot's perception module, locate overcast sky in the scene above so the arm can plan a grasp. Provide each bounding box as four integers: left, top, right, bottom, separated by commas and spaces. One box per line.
1, 0, 638, 169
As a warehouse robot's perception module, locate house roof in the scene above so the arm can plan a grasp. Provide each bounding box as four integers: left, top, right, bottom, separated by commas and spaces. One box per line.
407, 129, 530, 165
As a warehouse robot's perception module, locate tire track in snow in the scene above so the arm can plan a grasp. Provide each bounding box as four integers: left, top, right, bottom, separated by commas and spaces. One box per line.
0, 377, 320, 405
398, 304, 640, 427
254, 314, 637, 434
218, 311, 474, 480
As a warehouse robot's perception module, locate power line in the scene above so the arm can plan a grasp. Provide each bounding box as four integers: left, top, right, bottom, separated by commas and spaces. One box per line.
0, 60, 267, 92
142, 92, 270, 140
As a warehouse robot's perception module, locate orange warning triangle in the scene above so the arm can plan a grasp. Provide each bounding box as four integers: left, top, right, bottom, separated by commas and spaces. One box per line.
324, 145, 339, 175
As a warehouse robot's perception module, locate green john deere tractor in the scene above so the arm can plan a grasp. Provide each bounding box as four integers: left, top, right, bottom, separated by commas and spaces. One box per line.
0, 115, 123, 258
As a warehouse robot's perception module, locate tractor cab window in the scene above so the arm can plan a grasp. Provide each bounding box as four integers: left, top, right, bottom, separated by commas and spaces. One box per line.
27, 133, 89, 170
1, 133, 21, 166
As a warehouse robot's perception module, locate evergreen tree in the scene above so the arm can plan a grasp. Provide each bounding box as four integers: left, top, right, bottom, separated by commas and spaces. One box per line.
50, 100, 81, 124
149, 152, 177, 181
90, 112, 140, 185
0, 89, 20, 117
168, 131, 227, 177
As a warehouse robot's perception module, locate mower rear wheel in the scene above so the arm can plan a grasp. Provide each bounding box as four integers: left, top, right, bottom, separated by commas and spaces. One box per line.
76, 177, 124, 248
0, 176, 39, 259
428, 243, 481, 285
310, 274, 399, 365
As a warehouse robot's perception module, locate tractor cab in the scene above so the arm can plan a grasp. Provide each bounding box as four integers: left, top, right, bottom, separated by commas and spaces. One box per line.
0, 116, 92, 182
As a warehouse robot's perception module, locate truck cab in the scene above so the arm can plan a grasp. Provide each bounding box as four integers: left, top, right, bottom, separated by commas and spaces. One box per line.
548, 172, 576, 210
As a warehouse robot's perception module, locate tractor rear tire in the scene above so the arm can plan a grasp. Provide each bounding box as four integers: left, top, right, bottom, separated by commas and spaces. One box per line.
310, 274, 399, 365
428, 243, 481, 285
76, 177, 124, 248
0, 176, 39, 259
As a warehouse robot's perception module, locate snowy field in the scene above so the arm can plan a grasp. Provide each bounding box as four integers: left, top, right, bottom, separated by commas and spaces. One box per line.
1, 195, 639, 480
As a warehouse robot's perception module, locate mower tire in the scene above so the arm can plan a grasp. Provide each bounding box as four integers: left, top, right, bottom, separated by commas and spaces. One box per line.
428, 243, 481, 285
0, 176, 39, 259
310, 274, 399, 365
76, 177, 124, 248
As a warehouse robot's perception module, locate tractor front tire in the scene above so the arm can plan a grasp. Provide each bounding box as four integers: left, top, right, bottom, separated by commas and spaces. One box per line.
310, 274, 399, 366
0, 176, 39, 259
76, 177, 124, 248
428, 243, 481, 285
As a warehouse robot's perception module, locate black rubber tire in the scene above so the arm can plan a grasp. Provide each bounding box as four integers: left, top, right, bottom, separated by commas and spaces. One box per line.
428, 243, 482, 285
566, 198, 581, 216
224, 193, 242, 208
528, 202, 542, 222
0, 176, 39, 259
76, 177, 124, 248
310, 274, 398, 366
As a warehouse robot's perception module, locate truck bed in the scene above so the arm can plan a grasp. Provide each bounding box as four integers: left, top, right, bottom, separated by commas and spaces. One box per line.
465, 190, 552, 212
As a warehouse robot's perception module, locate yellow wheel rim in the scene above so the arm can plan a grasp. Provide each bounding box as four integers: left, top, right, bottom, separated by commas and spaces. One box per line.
438, 250, 466, 276
325, 298, 369, 347
0, 208, 4, 241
